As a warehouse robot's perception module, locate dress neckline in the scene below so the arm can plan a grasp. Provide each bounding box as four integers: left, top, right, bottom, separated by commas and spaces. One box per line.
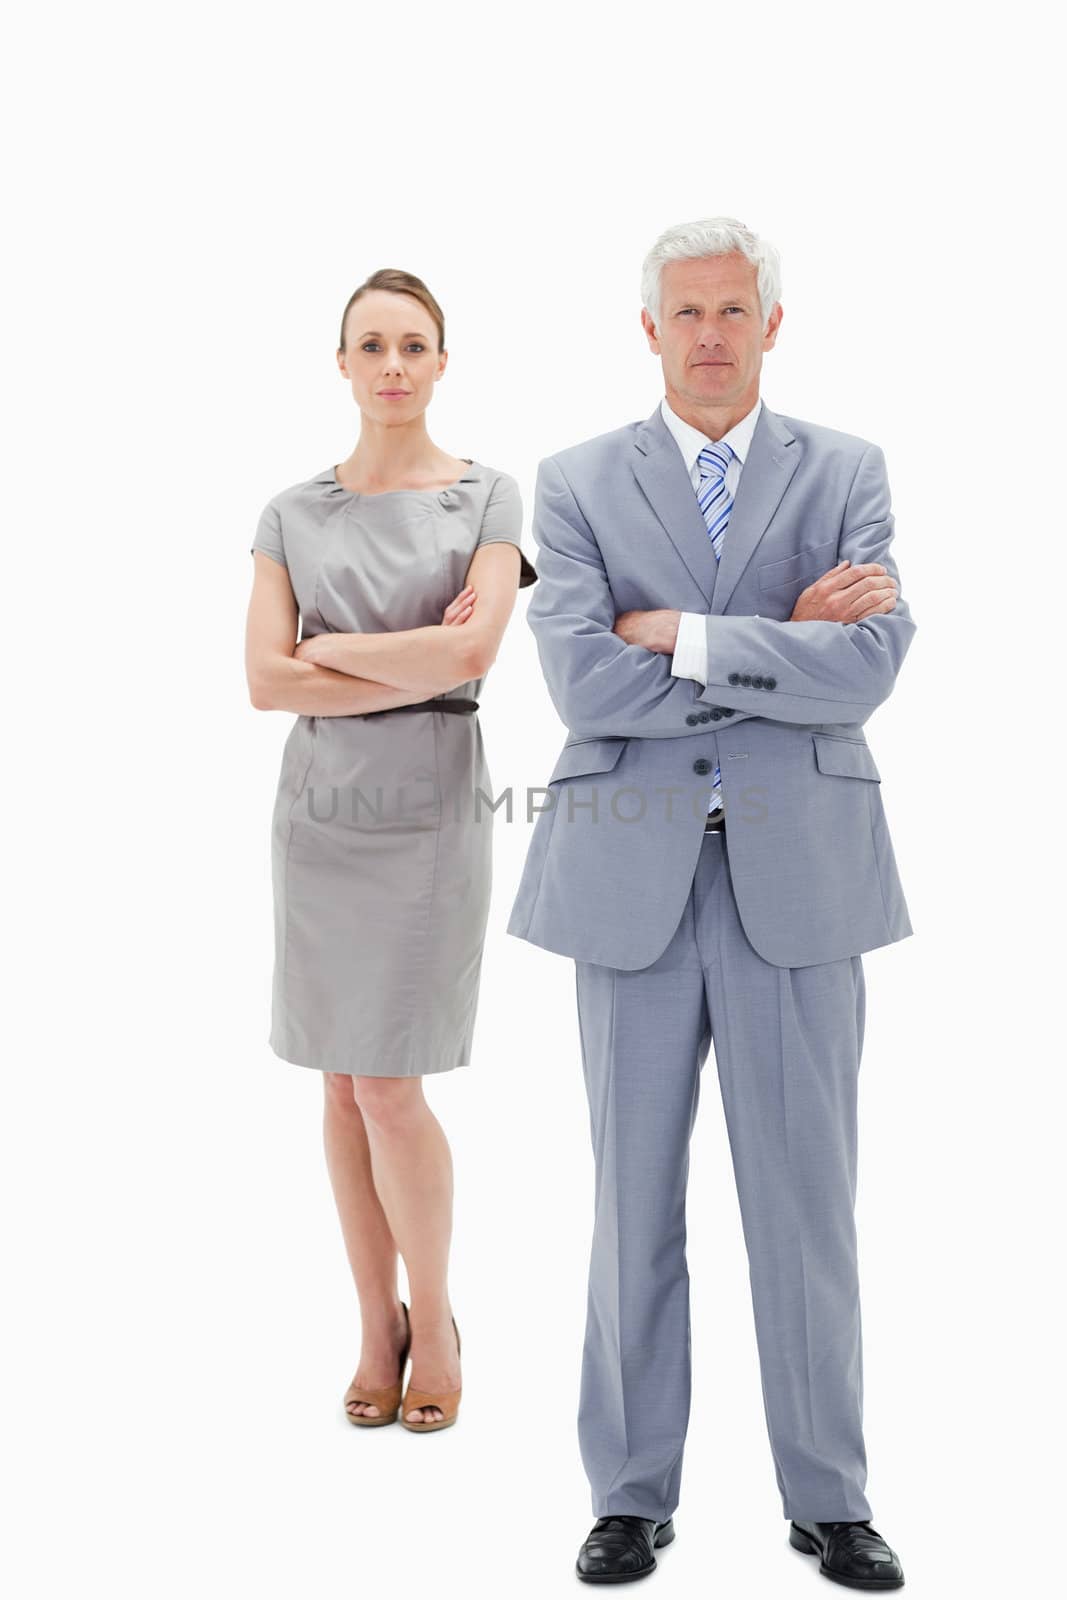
324, 458, 479, 498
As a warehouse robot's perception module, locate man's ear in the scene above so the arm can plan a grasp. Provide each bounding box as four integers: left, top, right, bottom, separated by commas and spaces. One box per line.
762, 303, 783, 351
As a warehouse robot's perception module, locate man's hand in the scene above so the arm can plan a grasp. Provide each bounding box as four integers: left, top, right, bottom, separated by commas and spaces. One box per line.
611, 560, 898, 653
791, 560, 898, 623
612, 608, 681, 654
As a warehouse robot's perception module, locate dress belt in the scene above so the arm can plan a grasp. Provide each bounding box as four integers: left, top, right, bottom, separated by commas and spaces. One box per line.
362, 697, 480, 718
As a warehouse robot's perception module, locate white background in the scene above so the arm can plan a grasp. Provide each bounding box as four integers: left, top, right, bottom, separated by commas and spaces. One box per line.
5, 3, 1063, 1596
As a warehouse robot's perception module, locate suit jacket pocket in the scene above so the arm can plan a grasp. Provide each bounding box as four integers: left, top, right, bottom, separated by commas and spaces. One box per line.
757, 536, 839, 591
812, 732, 881, 782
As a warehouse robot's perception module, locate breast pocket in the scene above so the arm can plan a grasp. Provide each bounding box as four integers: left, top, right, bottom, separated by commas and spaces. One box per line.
757, 537, 840, 594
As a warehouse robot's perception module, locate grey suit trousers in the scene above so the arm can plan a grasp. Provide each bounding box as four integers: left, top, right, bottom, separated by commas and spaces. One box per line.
574, 827, 873, 1524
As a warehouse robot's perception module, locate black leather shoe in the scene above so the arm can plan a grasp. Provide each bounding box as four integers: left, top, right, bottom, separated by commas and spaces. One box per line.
789, 1520, 904, 1589
575, 1515, 676, 1583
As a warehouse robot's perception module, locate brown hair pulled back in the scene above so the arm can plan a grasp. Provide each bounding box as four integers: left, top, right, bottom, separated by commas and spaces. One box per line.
338, 269, 446, 354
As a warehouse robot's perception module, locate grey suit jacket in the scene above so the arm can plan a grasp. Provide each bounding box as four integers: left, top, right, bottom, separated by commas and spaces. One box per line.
505, 399, 917, 969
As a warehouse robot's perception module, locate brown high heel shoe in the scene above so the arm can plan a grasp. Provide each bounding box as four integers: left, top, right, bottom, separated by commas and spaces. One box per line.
400, 1314, 462, 1432
343, 1301, 411, 1427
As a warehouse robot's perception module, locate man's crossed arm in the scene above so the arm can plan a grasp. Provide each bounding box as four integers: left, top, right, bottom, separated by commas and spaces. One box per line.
522, 444, 916, 740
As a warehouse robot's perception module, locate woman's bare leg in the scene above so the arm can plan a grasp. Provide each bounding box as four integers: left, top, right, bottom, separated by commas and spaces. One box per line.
322, 1072, 409, 1419
350, 1075, 461, 1424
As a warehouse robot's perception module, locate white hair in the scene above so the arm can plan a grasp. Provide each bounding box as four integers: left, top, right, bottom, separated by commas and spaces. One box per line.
641, 216, 782, 331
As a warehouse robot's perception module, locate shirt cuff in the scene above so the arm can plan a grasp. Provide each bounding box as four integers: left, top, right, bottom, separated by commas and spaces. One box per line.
670, 611, 709, 685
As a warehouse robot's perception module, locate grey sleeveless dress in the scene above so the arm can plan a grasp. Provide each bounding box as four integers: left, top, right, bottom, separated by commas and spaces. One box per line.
251, 459, 537, 1076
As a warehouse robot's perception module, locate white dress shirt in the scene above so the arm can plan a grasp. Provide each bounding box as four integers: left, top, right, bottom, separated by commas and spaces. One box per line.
662, 393, 763, 683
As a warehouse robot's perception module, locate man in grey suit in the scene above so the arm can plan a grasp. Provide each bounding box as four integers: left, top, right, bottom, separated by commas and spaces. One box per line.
507, 218, 912, 1589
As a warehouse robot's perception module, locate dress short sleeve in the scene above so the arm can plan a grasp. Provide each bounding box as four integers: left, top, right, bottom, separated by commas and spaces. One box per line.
477, 472, 537, 587
250, 500, 288, 568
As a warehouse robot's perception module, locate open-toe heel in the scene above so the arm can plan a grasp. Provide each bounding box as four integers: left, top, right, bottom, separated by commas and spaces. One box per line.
400, 1315, 462, 1433
344, 1301, 411, 1427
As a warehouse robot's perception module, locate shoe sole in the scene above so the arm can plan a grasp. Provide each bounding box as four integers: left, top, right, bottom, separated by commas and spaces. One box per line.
789, 1525, 904, 1590
575, 1519, 675, 1583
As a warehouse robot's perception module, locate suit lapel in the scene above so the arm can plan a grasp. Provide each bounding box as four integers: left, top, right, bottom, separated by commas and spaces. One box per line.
631, 400, 800, 614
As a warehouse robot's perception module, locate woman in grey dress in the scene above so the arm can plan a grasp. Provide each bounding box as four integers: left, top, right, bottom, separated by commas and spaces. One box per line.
245, 268, 536, 1429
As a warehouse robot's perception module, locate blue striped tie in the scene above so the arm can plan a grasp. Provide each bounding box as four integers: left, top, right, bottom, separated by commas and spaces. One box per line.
695, 440, 736, 813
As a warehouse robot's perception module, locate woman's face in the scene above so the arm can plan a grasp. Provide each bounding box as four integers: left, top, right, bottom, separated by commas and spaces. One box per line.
336, 289, 446, 422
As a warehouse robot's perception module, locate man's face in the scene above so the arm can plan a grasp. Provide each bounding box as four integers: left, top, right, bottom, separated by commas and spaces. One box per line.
641, 253, 781, 421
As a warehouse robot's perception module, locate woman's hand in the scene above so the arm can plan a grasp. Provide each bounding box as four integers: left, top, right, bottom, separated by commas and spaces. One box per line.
293, 634, 327, 664
442, 585, 476, 626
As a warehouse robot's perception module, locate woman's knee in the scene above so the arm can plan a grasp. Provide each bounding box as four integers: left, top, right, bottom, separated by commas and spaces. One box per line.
350, 1075, 423, 1132
322, 1071, 361, 1112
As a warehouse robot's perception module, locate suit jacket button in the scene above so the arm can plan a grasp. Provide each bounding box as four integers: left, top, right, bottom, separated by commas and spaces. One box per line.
751, 675, 764, 688
710, 710, 722, 720
764, 677, 776, 689
722, 707, 734, 715
728, 671, 741, 685
699, 710, 711, 722
686, 713, 699, 725
693, 758, 711, 775
740, 674, 752, 686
